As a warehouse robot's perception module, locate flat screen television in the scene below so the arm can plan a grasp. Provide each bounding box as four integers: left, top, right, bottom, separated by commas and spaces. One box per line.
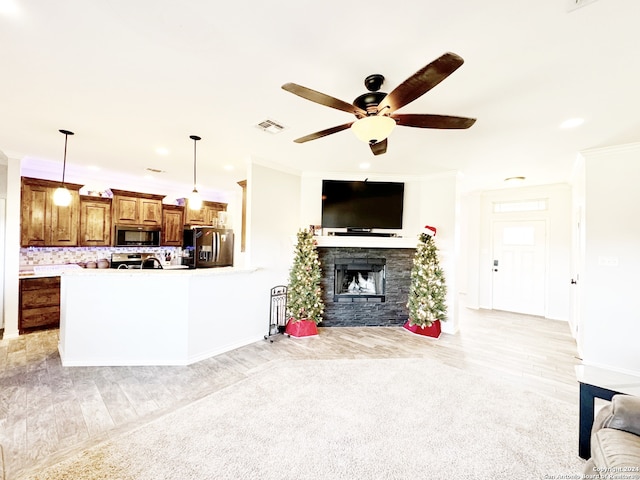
321, 180, 404, 230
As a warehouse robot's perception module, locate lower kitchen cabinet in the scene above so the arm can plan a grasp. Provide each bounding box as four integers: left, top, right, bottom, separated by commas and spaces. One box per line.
19, 276, 61, 334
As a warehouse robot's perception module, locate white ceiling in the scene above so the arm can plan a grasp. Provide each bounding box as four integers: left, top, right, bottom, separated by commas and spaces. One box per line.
1, 0, 639, 198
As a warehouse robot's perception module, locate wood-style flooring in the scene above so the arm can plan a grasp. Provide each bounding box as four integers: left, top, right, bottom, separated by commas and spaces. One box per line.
0, 308, 580, 479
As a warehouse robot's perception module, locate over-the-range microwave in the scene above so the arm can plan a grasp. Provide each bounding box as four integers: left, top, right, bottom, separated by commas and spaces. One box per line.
114, 225, 161, 247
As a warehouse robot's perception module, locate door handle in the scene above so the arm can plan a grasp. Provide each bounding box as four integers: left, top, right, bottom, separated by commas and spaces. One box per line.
571, 279, 577, 284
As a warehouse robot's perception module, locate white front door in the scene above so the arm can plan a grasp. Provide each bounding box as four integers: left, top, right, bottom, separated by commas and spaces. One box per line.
492, 220, 546, 316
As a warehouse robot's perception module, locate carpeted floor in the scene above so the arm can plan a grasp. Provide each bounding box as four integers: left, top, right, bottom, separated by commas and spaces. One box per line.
18, 357, 584, 479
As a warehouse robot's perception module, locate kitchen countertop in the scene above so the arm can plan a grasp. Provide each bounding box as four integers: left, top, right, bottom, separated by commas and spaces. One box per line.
61, 265, 252, 276
19, 263, 189, 278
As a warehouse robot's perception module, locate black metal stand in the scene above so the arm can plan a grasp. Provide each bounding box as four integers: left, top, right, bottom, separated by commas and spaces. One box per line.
264, 285, 290, 342
578, 381, 620, 459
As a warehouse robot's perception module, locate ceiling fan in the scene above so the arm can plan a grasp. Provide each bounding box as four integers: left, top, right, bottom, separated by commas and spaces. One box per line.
282, 52, 476, 156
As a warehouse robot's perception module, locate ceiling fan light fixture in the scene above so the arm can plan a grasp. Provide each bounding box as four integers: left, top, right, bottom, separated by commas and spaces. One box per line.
53, 129, 74, 207
351, 116, 396, 144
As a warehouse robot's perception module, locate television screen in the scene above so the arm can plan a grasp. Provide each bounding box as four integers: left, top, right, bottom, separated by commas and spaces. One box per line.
321, 180, 404, 230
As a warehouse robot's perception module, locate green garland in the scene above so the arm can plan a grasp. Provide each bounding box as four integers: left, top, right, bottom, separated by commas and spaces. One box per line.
406, 233, 447, 327
287, 229, 325, 324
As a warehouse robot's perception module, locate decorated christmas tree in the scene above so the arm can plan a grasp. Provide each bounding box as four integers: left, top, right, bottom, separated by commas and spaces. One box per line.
287, 228, 325, 324
406, 227, 447, 328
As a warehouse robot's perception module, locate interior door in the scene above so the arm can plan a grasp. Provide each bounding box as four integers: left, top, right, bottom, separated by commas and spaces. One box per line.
492, 220, 546, 316
569, 207, 583, 340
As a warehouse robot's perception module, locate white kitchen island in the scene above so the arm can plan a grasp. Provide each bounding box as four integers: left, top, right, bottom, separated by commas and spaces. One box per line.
58, 267, 281, 366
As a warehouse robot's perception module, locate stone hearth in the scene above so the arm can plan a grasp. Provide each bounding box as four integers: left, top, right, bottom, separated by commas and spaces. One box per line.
317, 246, 415, 327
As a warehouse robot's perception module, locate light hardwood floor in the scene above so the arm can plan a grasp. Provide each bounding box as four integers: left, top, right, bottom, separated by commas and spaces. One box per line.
0, 308, 580, 479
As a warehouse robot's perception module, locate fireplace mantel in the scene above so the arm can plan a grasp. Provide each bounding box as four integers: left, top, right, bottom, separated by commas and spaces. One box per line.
313, 235, 417, 249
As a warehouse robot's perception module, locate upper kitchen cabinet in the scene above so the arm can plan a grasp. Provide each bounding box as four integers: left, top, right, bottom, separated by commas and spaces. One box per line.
21, 177, 82, 247
182, 198, 227, 226
162, 204, 184, 246
80, 196, 112, 246
111, 189, 164, 226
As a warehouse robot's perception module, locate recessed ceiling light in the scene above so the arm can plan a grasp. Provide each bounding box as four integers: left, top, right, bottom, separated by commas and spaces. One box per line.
359, 162, 371, 170
223, 165, 234, 171
155, 147, 170, 156
559, 117, 584, 129
87, 165, 101, 172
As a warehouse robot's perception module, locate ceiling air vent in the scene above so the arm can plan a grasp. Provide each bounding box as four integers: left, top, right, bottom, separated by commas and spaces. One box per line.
256, 119, 285, 134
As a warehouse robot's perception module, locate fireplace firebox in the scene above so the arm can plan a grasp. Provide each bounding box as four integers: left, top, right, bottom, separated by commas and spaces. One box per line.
334, 258, 386, 302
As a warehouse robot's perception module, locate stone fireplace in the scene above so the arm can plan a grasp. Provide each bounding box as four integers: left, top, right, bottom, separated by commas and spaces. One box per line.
317, 246, 415, 327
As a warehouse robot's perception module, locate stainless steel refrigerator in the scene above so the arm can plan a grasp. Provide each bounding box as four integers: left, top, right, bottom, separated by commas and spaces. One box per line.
182, 227, 234, 268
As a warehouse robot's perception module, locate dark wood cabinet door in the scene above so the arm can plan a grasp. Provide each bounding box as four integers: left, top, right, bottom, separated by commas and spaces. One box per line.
183, 200, 227, 226
49, 195, 80, 246
21, 178, 81, 247
80, 197, 112, 246
162, 205, 184, 246
20, 182, 49, 246
113, 195, 139, 224
139, 198, 162, 226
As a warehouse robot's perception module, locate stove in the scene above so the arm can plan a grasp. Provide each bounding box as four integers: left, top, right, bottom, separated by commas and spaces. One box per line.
110, 252, 162, 269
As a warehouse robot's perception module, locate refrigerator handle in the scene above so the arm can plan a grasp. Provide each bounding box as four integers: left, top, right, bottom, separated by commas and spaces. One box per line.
214, 232, 220, 262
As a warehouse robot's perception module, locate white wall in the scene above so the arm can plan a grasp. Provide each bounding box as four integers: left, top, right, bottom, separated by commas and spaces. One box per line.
464, 183, 572, 321
299, 170, 461, 332
580, 143, 640, 375
0, 153, 6, 330
300, 171, 425, 240
3, 156, 21, 338
246, 161, 301, 284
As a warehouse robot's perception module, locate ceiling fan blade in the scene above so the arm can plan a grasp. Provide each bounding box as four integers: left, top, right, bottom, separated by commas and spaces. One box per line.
393, 113, 476, 129
369, 139, 388, 155
377, 52, 465, 115
293, 122, 354, 143
282, 83, 366, 117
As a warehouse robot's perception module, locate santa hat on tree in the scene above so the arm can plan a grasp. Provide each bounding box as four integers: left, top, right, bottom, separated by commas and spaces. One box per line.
423, 225, 437, 237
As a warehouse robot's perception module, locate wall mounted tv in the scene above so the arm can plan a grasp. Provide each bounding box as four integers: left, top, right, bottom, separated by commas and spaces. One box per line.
321, 180, 404, 230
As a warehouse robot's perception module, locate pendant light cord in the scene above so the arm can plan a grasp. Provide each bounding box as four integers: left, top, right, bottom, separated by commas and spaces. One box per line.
193, 139, 197, 189
58, 129, 74, 187
62, 134, 68, 186
190, 135, 201, 191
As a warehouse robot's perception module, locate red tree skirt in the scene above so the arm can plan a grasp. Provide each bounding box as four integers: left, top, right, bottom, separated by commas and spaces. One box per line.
403, 319, 441, 338
285, 318, 318, 337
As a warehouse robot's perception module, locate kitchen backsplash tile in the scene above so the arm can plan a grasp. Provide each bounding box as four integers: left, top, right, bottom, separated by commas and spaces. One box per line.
20, 246, 181, 267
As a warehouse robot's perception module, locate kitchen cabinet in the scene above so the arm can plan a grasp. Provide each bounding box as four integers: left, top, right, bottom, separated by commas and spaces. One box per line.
182, 199, 227, 226
162, 205, 184, 246
21, 177, 82, 247
80, 196, 112, 246
111, 189, 164, 226
19, 276, 60, 333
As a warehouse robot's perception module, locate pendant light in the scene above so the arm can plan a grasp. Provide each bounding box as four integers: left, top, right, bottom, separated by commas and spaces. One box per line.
53, 129, 74, 207
188, 135, 202, 211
